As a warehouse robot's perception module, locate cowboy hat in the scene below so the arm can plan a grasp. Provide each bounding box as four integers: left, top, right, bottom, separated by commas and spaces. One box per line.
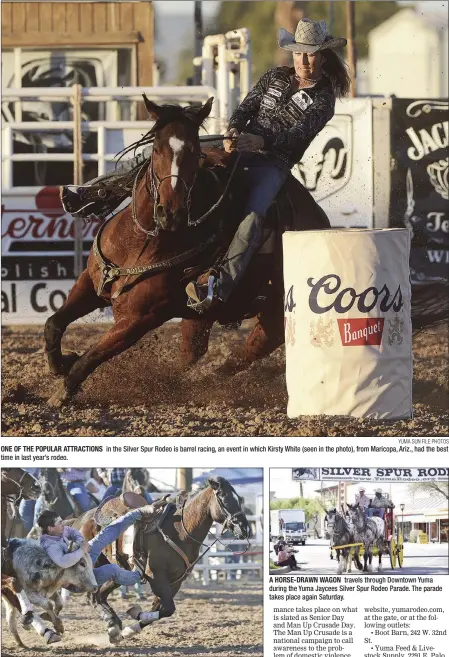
278, 17, 347, 53
374, 488, 383, 494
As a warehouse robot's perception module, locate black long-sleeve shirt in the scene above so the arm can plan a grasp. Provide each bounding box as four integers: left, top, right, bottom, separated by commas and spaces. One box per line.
228, 66, 335, 169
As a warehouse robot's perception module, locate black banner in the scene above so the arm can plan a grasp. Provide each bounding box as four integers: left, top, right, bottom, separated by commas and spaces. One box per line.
390, 98, 449, 283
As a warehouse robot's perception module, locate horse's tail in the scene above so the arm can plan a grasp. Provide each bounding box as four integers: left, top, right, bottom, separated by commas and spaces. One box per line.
412, 280, 449, 332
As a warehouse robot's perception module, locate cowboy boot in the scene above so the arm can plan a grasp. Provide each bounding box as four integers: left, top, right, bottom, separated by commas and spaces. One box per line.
185, 212, 264, 313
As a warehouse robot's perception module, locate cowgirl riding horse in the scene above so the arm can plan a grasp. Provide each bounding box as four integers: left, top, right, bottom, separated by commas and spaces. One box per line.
62, 17, 349, 313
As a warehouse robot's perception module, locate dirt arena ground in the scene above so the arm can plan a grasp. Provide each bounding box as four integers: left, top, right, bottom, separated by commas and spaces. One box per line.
2, 322, 448, 437
1, 579, 263, 657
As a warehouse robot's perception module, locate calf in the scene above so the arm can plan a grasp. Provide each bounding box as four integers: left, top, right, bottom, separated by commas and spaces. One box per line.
2, 538, 97, 647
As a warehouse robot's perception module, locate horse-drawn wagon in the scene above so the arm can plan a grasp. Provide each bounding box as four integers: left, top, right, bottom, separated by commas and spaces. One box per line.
329, 502, 404, 572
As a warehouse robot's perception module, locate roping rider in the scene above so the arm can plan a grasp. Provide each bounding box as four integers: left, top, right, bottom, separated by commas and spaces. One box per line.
61, 18, 349, 312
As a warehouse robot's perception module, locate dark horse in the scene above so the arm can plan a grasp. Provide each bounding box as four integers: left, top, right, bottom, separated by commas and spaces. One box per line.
45, 96, 330, 406
123, 469, 160, 498
70, 476, 250, 642
346, 504, 385, 572
37, 469, 81, 521
1, 469, 41, 544
326, 508, 362, 574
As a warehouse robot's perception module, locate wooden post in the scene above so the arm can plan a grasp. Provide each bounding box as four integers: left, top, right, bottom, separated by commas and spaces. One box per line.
193, 1, 203, 85
177, 468, 193, 492
72, 84, 84, 278
345, 0, 357, 97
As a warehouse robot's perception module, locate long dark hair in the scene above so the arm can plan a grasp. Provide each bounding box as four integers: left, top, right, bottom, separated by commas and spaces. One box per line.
322, 44, 351, 98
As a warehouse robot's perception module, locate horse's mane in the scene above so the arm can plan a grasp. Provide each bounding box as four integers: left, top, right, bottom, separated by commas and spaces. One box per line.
112, 103, 210, 193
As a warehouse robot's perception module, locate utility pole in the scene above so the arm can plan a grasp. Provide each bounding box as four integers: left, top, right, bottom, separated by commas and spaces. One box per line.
346, 0, 357, 97
193, 1, 203, 85
177, 468, 193, 492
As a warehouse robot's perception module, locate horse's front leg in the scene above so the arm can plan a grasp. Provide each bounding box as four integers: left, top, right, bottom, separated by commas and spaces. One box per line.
45, 269, 108, 375
48, 301, 171, 407
122, 574, 180, 639
87, 579, 123, 643
180, 318, 214, 368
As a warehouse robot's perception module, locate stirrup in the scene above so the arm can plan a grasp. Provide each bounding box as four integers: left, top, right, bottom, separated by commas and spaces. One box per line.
186, 275, 216, 314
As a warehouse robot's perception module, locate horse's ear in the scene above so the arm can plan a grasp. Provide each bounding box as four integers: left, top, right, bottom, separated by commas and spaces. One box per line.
207, 477, 220, 491
193, 96, 214, 125
142, 93, 161, 121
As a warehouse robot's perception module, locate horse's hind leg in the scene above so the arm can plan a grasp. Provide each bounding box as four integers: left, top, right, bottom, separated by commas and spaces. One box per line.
2, 594, 26, 648
45, 269, 108, 375
180, 318, 213, 368
48, 308, 168, 406
219, 305, 284, 375
87, 579, 122, 643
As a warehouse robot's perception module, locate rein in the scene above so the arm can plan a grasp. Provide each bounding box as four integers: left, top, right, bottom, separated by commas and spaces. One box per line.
92, 142, 240, 298
1, 471, 29, 506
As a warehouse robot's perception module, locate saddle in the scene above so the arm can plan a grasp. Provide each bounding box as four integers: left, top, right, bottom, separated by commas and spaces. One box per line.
94, 492, 175, 535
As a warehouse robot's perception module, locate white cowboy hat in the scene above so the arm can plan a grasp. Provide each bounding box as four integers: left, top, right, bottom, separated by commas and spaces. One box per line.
278, 17, 347, 53
358, 486, 366, 491
374, 488, 383, 494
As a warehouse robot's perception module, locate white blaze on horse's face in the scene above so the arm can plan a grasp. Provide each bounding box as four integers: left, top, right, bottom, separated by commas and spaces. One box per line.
169, 136, 185, 190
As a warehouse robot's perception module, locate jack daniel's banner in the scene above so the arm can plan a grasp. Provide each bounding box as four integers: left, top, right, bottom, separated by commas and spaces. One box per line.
390, 98, 449, 283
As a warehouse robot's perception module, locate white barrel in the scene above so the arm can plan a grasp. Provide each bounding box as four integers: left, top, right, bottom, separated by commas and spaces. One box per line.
283, 229, 412, 420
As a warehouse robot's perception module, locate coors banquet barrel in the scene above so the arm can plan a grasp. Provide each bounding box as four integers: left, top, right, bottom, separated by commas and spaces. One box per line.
283, 229, 412, 419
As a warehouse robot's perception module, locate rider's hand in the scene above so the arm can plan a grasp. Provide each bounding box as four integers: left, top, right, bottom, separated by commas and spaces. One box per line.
237, 133, 265, 152
223, 128, 239, 153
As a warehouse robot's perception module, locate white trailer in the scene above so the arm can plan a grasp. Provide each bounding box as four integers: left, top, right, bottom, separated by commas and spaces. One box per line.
270, 509, 307, 546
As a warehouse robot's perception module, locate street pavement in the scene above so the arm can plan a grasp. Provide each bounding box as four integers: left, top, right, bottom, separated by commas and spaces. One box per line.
270, 538, 449, 575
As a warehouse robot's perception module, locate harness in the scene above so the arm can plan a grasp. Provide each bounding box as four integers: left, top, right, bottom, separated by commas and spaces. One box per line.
133, 489, 249, 588
93, 140, 241, 299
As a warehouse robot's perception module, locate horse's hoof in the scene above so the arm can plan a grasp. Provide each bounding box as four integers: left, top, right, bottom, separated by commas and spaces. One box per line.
48, 382, 71, 407
121, 622, 142, 639
126, 605, 142, 620
108, 625, 122, 643
44, 630, 62, 645
47, 351, 80, 376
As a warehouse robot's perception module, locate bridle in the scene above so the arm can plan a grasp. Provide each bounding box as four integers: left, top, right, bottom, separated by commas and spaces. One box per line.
131, 135, 241, 237
1, 470, 35, 506
180, 487, 250, 555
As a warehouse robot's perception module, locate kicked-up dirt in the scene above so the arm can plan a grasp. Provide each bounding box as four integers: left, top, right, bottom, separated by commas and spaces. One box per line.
1, 322, 448, 437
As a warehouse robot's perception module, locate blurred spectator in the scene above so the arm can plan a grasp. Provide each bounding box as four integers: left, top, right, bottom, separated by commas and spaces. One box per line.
103, 468, 127, 499
61, 468, 91, 513
18, 468, 40, 534
86, 468, 107, 503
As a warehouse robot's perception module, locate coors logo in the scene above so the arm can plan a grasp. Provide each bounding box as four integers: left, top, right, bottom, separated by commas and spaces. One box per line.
307, 275, 404, 347
307, 275, 404, 314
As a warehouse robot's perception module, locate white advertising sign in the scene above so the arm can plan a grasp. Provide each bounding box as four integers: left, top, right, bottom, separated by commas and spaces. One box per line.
292, 98, 374, 228
283, 228, 413, 419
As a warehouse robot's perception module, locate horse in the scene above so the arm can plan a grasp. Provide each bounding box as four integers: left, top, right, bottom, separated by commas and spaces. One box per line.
123, 469, 159, 499
346, 504, 385, 572
67, 476, 249, 643
1, 469, 41, 544
44, 96, 330, 406
35, 469, 80, 523
325, 508, 362, 574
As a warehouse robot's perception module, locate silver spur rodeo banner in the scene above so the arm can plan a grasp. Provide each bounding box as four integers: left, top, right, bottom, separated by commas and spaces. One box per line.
292, 467, 449, 482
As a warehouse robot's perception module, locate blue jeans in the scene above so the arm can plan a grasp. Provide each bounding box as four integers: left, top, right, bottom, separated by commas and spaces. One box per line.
103, 485, 122, 500
216, 153, 289, 301
366, 508, 385, 519
239, 152, 289, 217
19, 499, 36, 535
89, 508, 143, 587
34, 495, 46, 525
67, 481, 92, 513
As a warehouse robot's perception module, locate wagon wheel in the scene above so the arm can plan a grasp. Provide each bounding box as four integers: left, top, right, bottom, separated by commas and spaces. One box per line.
397, 530, 404, 568
389, 536, 396, 569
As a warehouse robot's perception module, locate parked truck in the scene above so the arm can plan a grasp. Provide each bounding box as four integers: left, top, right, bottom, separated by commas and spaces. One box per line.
270, 509, 307, 545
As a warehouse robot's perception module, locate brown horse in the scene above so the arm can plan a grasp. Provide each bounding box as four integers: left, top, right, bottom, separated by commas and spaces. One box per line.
45, 96, 330, 406
68, 477, 249, 642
